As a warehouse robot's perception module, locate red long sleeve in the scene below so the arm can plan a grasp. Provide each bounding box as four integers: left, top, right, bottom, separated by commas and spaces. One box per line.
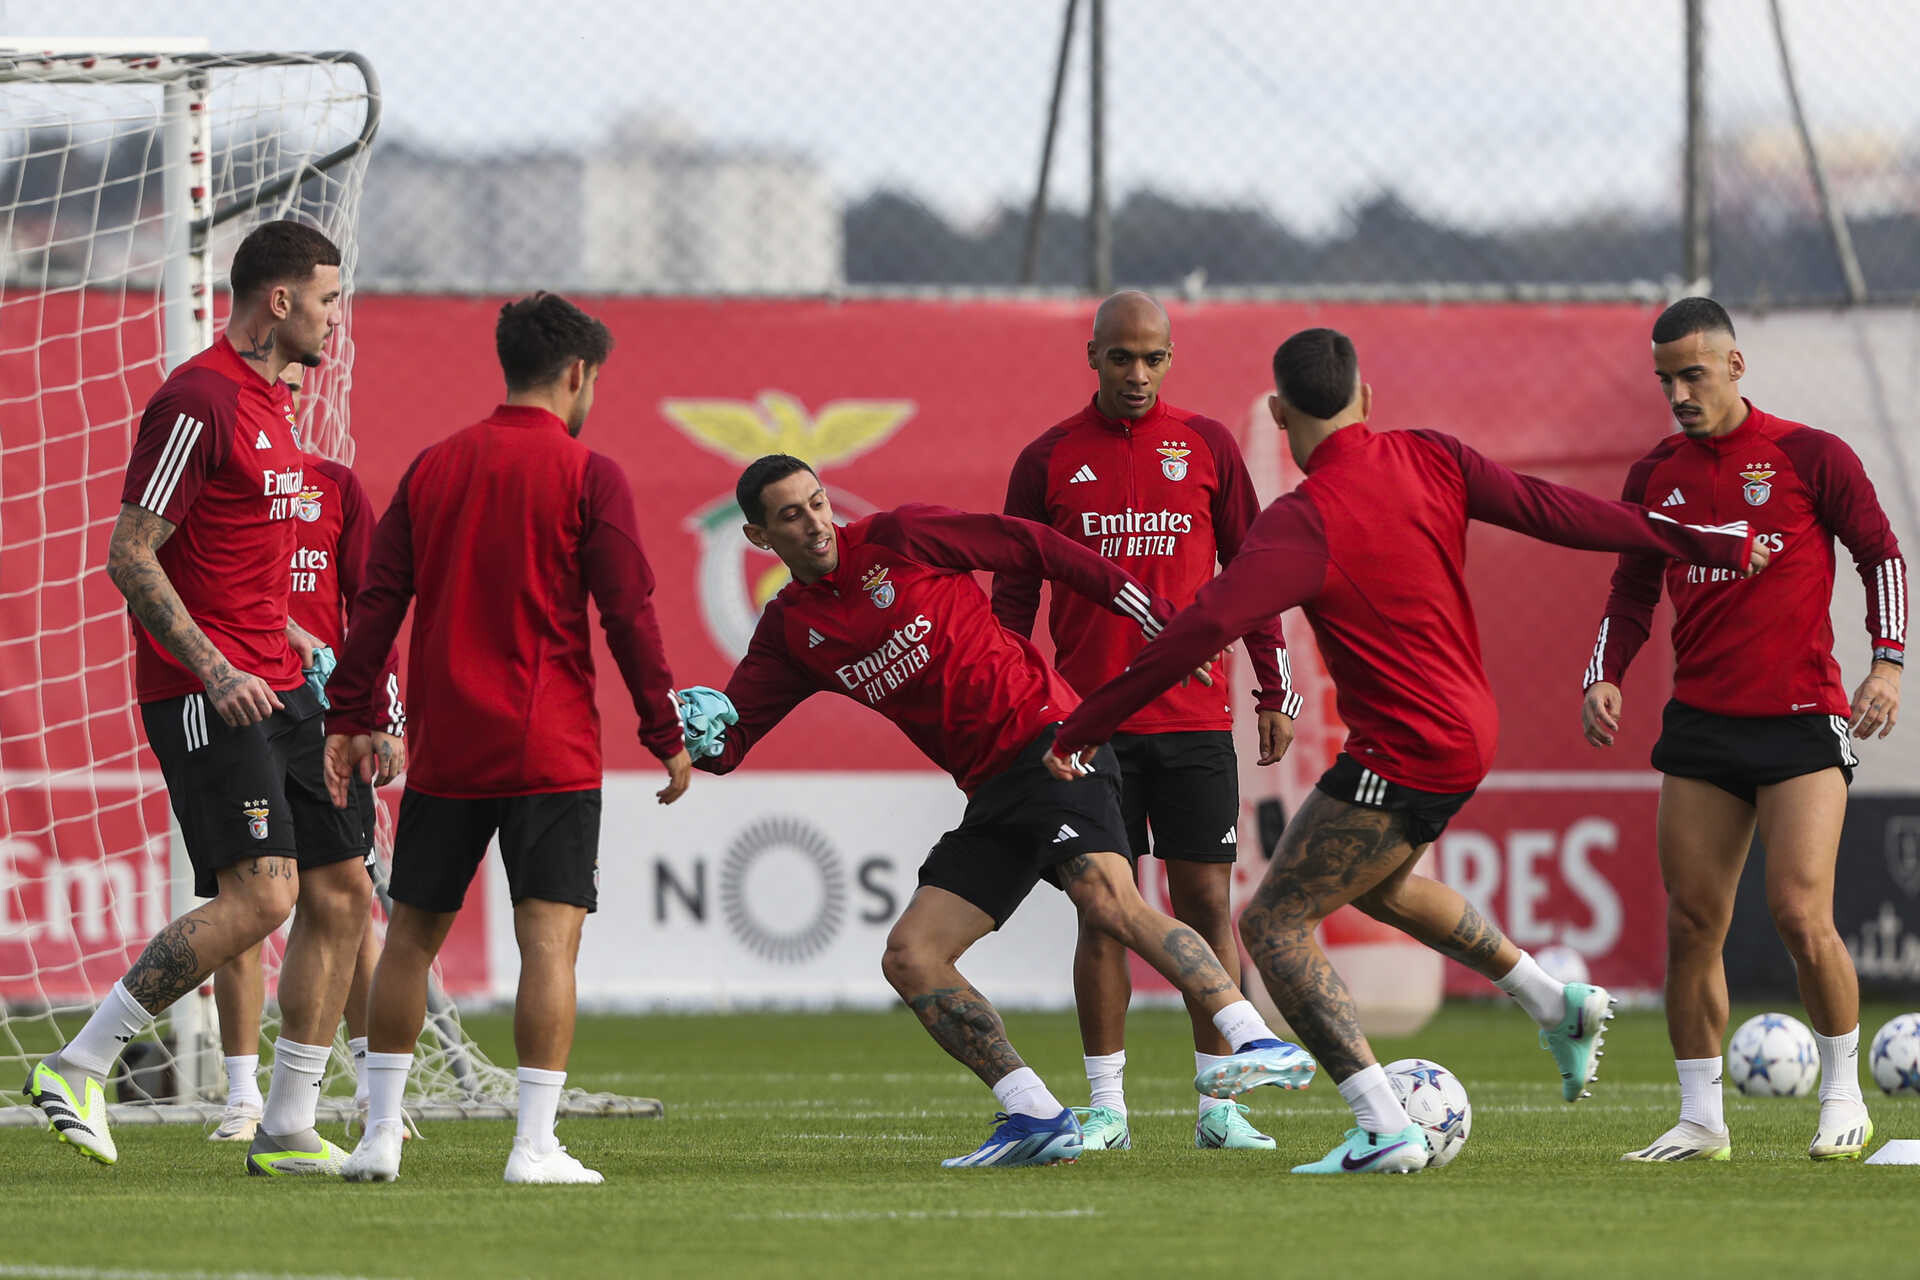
1583, 452, 1668, 689
1778, 428, 1907, 657
1210, 433, 1300, 716
988, 435, 1054, 638
326, 458, 418, 738
332, 463, 406, 735
580, 452, 682, 761
695, 597, 816, 775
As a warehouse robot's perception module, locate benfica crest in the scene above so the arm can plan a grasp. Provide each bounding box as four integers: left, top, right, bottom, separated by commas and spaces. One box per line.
294, 487, 324, 523
1741, 464, 1775, 506
861, 565, 897, 609
243, 806, 271, 841
1157, 443, 1190, 482
665, 392, 914, 658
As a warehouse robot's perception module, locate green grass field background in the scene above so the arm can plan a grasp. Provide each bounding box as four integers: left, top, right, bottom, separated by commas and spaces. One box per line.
3, 1001, 1917, 1279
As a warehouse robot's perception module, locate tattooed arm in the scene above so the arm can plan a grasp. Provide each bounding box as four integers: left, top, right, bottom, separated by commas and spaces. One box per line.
105, 503, 282, 727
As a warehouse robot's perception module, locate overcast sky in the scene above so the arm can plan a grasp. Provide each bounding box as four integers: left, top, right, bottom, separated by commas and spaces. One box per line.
4, 0, 1914, 234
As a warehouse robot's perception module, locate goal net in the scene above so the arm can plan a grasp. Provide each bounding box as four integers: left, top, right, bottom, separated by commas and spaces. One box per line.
0, 46, 656, 1128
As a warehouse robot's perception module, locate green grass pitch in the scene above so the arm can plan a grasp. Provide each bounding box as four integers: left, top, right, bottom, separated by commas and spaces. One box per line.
3, 1001, 1915, 1279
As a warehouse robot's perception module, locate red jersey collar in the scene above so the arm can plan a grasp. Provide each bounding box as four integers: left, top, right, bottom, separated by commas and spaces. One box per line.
1303, 422, 1372, 472
1083, 392, 1171, 434
210, 334, 281, 391
488, 404, 570, 433
1691, 398, 1767, 454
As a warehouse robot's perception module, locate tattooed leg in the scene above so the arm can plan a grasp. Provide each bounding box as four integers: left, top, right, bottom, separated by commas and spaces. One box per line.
1352, 853, 1521, 978
904, 985, 1026, 1086
881, 886, 1022, 1085
1058, 851, 1241, 1014
1234, 790, 1418, 1082
120, 856, 298, 1013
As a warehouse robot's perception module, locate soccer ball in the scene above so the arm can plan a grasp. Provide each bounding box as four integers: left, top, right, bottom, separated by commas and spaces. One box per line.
1534, 944, 1590, 986
1725, 1012, 1818, 1097
1384, 1057, 1472, 1167
1869, 1013, 1920, 1096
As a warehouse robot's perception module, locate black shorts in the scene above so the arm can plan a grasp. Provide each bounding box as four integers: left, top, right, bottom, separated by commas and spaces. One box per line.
140, 684, 366, 898
283, 708, 375, 862
1110, 730, 1239, 864
389, 786, 602, 913
1651, 699, 1857, 805
1316, 753, 1476, 849
918, 726, 1130, 929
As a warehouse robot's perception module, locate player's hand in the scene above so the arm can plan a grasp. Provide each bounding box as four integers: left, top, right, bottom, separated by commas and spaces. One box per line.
1043, 744, 1100, 782
1256, 709, 1295, 765
324, 732, 374, 808
1744, 537, 1771, 577
1181, 651, 1226, 688
657, 748, 693, 804
1849, 663, 1901, 739
287, 618, 321, 668
370, 731, 407, 786
202, 661, 283, 727
1582, 681, 1623, 747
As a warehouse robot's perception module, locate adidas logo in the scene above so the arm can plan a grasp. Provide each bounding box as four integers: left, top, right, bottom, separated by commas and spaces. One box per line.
254, 429, 273, 449
1051, 824, 1079, 843
1661, 488, 1685, 508
807, 628, 826, 648
1069, 465, 1097, 484
1220, 828, 1237, 845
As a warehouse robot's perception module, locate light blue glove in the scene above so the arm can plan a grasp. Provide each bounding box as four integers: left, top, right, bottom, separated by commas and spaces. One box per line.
676, 685, 738, 760
303, 642, 337, 710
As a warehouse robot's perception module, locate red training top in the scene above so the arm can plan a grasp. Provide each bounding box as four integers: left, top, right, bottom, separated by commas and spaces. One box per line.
328, 405, 680, 797
119, 336, 306, 703
291, 455, 405, 736
1055, 425, 1757, 793
1583, 400, 1906, 717
696, 505, 1172, 794
993, 395, 1301, 730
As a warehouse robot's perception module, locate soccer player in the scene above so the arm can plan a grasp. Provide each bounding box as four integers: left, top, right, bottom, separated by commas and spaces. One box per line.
24, 220, 375, 1176
993, 290, 1301, 1152
691, 455, 1314, 1170
1580, 298, 1905, 1163
1046, 328, 1764, 1173
209, 360, 408, 1143
323, 292, 691, 1186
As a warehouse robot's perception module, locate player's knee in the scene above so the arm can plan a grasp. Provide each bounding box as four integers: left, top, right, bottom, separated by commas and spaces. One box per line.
1069, 881, 1132, 942
1767, 898, 1836, 959
238, 877, 298, 937
1664, 894, 1729, 949
880, 932, 933, 993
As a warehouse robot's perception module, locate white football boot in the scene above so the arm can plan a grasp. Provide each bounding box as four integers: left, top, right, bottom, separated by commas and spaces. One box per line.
208, 1101, 262, 1142
1809, 1099, 1873, 1161
504, 1137, 604, 1184
341, 1121, 408, 1183
1621, 1119, 1731, 1162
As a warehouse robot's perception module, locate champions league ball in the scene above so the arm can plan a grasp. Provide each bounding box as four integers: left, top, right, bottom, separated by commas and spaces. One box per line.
1726, 1013, 1818, 1097
1384, 1057, 1472, 1167
1869, 1013, 1920, 1096
1533, 944, 1590, 987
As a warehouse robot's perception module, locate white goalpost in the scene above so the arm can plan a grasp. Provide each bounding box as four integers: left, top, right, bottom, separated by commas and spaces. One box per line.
0, 44, 659, 1128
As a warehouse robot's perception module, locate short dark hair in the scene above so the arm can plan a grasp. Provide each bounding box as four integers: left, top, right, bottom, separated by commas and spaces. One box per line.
1652, 296, 1735, 344
737, 454, 818, 526
495, 292, 614, 391
1271, 328, 1359, 419
229, 220, 340, 301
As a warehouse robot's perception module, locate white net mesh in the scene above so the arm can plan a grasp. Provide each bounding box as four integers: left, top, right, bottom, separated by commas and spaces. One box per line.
0, 48, 655, 1125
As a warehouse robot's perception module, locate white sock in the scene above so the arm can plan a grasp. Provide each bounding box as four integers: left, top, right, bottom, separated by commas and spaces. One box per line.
991, 1066, 1063, 1120
1337, 1063, 1412, 1134
1194, 1053, 1232, 1116
1676, 1056, 1725, 1132
1493, 951, 1566, 1027
223, 1054, 262, 1109
348, 1037, 370, 1106
1084, 1051, 1126, 1114
515, 1066, 566, 1154
365, 1052, 413, 1130
1210, 1000, 1276, 1052
60, 980, 153, 1078
261, 1038, 331, 1136
1814, 1027, 1864, 1106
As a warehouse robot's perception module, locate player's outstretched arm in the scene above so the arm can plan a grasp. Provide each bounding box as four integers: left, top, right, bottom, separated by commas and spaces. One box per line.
1210, 431, 1302, 756
1049, 495, 1328, 777
105, 503, 282, 727
692, 602, 817, 776
1428, 431, 1757, 570
987, 436, 1055, 638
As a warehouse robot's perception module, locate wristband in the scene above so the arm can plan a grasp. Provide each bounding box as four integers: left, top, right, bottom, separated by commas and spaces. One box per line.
1872, 645, 1904, 668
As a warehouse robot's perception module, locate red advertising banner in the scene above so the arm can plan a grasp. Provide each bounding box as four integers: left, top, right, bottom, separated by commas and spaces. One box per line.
4, 294, 1683, 1000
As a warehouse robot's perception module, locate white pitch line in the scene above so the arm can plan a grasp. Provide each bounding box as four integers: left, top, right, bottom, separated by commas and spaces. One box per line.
748, 1209, 1099, 1222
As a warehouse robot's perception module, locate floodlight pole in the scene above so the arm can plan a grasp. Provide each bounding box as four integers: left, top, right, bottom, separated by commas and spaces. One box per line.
1020, 0, 1080, 284
1681, 0, 1710, 292
1088, 0, 1111, 295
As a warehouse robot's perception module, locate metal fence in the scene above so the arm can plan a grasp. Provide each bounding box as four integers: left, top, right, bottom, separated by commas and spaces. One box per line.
3, 0, 1917, 301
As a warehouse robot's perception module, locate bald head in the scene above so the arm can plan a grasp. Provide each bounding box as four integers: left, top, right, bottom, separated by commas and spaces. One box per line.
1087, 291, 1174, 420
